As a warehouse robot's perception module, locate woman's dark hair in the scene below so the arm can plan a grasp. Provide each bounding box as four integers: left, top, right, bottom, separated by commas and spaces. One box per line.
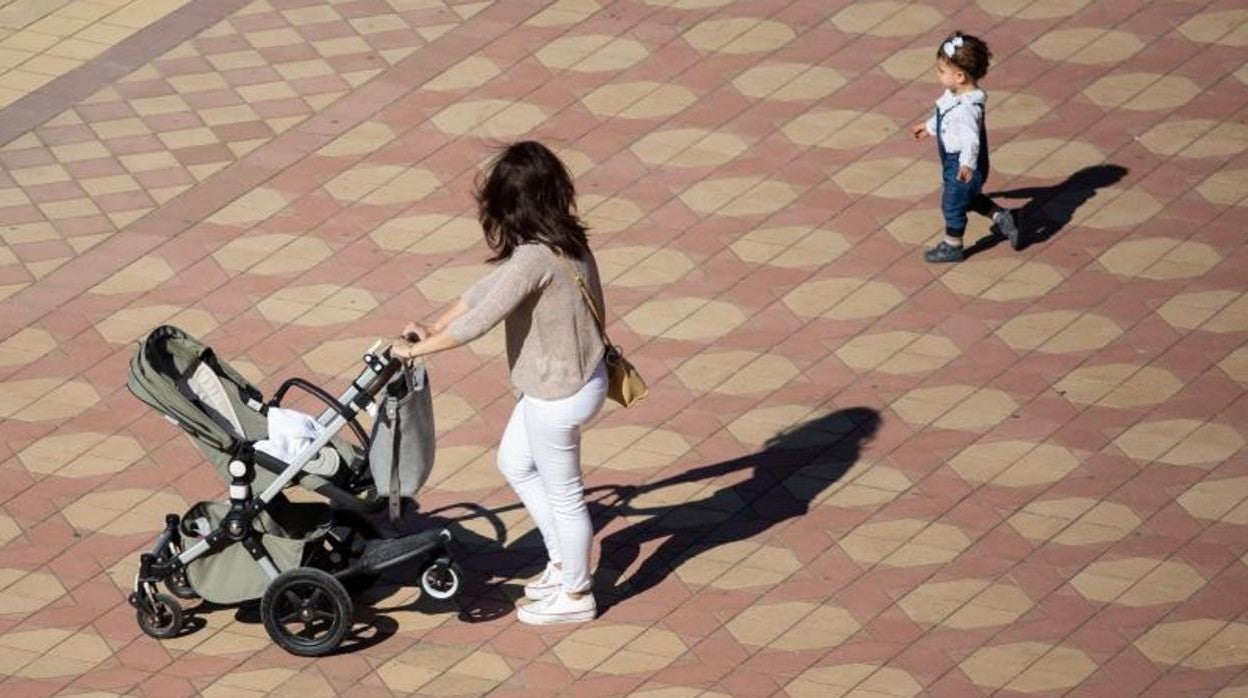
938, 31, 992, 81
475, 141, 591, 263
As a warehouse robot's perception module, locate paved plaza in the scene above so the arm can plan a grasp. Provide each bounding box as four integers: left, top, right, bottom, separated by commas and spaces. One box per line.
1, 0, 1248, 695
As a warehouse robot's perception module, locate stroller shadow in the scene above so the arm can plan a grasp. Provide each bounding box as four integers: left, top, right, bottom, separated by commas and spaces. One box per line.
964, 163, 1128, 258
428, 407, 881, 620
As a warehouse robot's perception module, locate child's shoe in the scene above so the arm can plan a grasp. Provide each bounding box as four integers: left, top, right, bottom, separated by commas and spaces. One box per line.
524, 562, 560, 601
517, 590, 596, 625
924, 241, 965, 264
991, 208, 1021, 250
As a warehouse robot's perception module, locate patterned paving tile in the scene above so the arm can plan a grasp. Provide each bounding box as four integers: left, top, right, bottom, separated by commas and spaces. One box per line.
1, 0, 1247, 695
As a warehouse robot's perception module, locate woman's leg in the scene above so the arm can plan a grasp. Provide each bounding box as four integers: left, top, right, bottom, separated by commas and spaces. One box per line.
496, 399, 562, 568
522, 365, 607, 594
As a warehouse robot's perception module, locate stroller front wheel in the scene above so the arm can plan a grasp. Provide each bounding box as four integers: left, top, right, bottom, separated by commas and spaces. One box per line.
261, 568, 353, 657
137, 593, 183, 639
419, 560, 461, 600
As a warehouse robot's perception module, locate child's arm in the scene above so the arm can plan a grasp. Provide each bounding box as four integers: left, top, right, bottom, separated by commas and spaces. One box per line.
911, 112, 936, 140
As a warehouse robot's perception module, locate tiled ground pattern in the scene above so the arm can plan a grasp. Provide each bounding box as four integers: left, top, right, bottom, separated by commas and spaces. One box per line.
1, 0, 1247, 696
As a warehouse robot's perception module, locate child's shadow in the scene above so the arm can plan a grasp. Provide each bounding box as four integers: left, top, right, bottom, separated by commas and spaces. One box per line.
966, 164, 1128, 257
590, 406, 880, 613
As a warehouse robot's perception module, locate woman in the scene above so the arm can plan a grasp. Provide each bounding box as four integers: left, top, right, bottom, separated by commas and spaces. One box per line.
391, 141, 608, 625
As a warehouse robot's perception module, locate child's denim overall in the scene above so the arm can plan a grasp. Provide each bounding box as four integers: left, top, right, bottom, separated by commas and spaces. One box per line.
937, 100, 990, 235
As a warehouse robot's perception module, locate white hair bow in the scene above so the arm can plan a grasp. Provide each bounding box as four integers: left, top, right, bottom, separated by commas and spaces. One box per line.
942, 36, 964, 58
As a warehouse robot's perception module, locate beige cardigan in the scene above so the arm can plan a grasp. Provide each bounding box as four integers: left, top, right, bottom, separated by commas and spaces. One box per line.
448, 243, 607, 400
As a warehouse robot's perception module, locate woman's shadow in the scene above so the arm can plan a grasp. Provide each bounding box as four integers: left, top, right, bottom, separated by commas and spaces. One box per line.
965, 163, 1128, 257
589, 406, 880, 613
406, 407, 880, 621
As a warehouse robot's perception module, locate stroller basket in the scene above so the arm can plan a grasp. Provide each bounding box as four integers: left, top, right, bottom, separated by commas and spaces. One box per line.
126, 325, 461, 656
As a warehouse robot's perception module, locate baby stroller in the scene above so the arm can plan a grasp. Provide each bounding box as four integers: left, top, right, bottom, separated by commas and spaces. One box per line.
125, 325, 462, 656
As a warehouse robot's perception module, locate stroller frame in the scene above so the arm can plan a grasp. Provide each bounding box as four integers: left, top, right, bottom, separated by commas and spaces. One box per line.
128, 335, 461, 656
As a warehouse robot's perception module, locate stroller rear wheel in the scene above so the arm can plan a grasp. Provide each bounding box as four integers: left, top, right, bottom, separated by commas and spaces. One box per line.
261, 568, 353, 657
137, 593, 183, 639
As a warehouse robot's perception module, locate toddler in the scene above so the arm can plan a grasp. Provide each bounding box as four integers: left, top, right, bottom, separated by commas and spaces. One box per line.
912, 31, 1019, 263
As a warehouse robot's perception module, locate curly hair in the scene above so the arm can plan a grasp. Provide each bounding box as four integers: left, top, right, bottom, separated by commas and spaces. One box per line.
938, 31, 992, 81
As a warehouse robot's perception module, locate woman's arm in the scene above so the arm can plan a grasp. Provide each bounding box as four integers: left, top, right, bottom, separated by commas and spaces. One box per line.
392, 327, 462, 360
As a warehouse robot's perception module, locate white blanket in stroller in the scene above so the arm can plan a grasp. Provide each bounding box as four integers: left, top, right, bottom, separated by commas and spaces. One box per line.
256, 407, 339, 477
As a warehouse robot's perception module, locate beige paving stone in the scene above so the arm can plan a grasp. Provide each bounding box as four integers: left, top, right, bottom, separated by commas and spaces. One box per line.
729, 225, 850, 268
884, 209, 942, 246
993, 138, 1105, 178
629, 128, 747, 168
1055, 501, 1142, 546
881, 46, 939, 82
1134, 619, 1226, 666
726, 404, 823, 447
679, 176, 798, 216
707, 545, 801, 589
683, 17, 795, 54
1071, 557, 1206, 607
1007, 645, 1099, 693
581, 81, 696, 119
1008, 497, 1141, 545
949, 441, 1080, 487
430, 99, 547, 137
63, 489, 185, 535
206, 669, 298, 696
535, 34, 647, 71
257, 284, 377, 326
1056, 364, 1183, 408
1084, 73, 1200, 111
322, 164, 404, 202
378, 642, 473, 693
783, 277, 905, 321
732, 62, 846, 101
0, 327, 55, 367
1185, 623, 1248, 669
623, 297, 746, 340
1179, 9, 1248, 46
840, 519, 970, 568
1157, 290, 1248, 334
1220, 347, 1248, 384
1072, 188, 1163, 229
526, 0, 602, 28
782, 110, 898, 150
583, 425, 690, 471
892, 385, 1017, 431
643, 0, 733, 7
314, 121, 396, 157
95, 305, 216, 345
996, 310, 1122, 353
1178, 477, 1248, 524
675, 351, 799, 395
1139, 119, 1248, 159
802, 463, 911, 509
786, 663, 922, 698
726, 601, 859, 650
88, 254, 173, 295
832, 157, 939, 198
1028, 27, 1145, 64
18, 432, 144, 477
832, 2, 943, 37
959, 642, 1048, 689
0, 516, 17, 547
0, 570, 66, 614
1197, 168, 1248, 206
597, 246, 694, 287
1114, 419, 1244, 467
992, 91, 1054, 129
940, 257, 1066, 301
370, 214, 481, 255
415, 263, 489, 304
835, 331, 960, 375
580, 194, 644, 233
0, 378, 100, 422
553, 624, 646, 671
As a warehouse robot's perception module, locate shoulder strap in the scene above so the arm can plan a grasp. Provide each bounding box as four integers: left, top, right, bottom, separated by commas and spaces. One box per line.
558, 255, 612, 348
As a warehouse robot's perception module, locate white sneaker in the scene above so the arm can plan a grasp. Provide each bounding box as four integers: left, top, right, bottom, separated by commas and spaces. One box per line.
524, 562, 561, 601
517, 590, 596, 626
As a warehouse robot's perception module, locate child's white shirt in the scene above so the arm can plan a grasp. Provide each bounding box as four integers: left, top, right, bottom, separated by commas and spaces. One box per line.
924, 88, 986, 171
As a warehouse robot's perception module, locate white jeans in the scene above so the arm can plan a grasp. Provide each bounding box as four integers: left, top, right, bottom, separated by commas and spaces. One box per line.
497, 361, 606, 593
